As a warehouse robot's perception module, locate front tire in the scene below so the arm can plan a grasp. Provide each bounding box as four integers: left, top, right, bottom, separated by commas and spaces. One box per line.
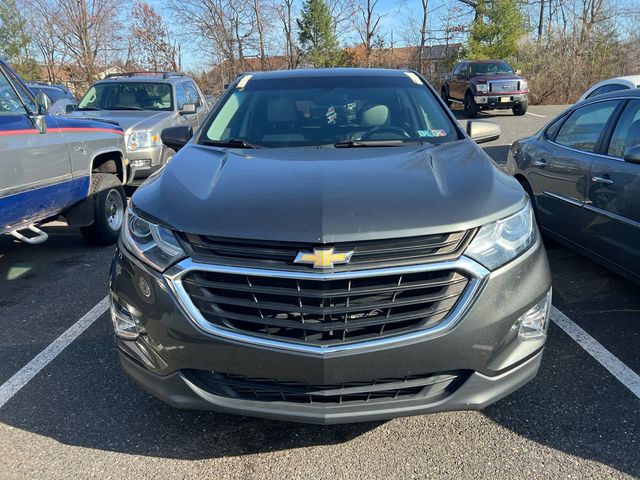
464, 93, 478, 118
513, 101, 528, 116
80, 173, 126, 246
441, 88, 452, 108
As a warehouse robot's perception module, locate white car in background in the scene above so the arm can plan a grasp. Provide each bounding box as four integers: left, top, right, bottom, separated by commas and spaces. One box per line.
578, 75, 640, 102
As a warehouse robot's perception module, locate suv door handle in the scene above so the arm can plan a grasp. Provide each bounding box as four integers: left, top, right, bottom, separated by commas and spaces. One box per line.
532, 159, 547, 167
592, 176, 614, 185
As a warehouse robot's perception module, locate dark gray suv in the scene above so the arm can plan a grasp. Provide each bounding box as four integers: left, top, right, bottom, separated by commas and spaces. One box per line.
110, 69, 552, 424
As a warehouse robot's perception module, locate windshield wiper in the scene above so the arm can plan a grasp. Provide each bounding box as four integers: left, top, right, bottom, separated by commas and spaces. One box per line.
76, 107, 103, 111
201, 138, 260, 149
334, 139, 405, 148
109, 106, 145, 110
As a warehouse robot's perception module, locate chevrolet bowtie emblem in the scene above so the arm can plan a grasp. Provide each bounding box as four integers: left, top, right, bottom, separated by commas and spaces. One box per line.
294, 247, 354, 269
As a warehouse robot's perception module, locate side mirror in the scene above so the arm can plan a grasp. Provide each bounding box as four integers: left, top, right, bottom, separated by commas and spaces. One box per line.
65, 103, 76, 114
161, 126, 192, 151
467, 120, 501, 143
516, 69, 523, 76
35, 91, 51, 115
623, 144, 640, 164
180, 103, 196, 115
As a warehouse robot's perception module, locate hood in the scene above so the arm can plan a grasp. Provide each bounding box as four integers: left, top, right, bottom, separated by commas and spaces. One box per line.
67, 110, 173, 133
132, 140, 526, 243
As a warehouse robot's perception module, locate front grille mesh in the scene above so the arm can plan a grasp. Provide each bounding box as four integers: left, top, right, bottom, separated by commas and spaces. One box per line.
181, 268, 470, 345
489, 80, 519, 92
181, 231, 474, 272
186, 370, 468, 405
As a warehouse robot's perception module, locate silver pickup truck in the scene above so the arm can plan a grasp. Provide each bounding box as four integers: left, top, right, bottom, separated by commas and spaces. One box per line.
0, 59, 127, 245
68, 72, 210, 185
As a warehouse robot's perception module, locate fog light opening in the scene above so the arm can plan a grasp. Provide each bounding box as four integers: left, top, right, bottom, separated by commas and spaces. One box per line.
131, 159, 152, 168
110, 296, 145, 340
518, 289, 552, 341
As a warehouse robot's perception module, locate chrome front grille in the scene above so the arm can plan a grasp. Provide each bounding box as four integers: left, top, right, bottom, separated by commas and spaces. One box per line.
172, 262, 477, 347
179, 231, 475, 272
489, 80, 519, 93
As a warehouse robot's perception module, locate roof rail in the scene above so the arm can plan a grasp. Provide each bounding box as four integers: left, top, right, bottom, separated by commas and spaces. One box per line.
104, 71, 186, 79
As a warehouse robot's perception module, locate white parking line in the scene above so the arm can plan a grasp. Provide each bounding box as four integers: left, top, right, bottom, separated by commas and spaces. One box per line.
551, 307, 640, 399
0, 296, 109, 409
525, 112, 546, 118
1, 298, 638, 409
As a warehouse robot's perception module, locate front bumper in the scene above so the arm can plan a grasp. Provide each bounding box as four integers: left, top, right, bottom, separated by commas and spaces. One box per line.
109, 238, 551, 424
126, 145, 163, 184
474, 94, 528, 109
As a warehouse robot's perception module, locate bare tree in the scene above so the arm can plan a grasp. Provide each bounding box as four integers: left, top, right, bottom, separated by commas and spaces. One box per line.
22, 0, 66, 82
354, 0, 385, 67
169, 0, 260, 85
250, 0, 267, 69
272, 0, 298, 69
416, 0, 429, 74
52, 0, 123, 84
130, 1, 180, 71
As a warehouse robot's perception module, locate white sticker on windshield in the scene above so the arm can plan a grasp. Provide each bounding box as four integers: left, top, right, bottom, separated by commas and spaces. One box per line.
326, 106, 337, 124
418, 129, 447, 138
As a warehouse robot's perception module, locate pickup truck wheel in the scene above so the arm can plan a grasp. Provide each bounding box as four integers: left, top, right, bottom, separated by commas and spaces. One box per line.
441, 88, 452, 108
513, 101, 528, 116
464, 93, 478, 118
80, 173, 126, 246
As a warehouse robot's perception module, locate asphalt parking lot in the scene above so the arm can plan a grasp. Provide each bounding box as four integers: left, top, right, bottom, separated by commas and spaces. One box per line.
1, 104, 639, 479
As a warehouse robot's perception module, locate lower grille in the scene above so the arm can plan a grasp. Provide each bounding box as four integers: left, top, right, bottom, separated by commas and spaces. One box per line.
180, 267, 470, 346
185, 370, 468, 405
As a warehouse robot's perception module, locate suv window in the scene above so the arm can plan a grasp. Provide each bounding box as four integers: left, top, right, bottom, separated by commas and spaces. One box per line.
607, 100, 640, 158
554, 100, 618, 153
175, 82, 189, 110
0, 69, 27, 115
203, 74, 458, 148
184, 81, 202, 107
4, 68, 37, 113
585, 83, 629, 100
77, 82, 173, 111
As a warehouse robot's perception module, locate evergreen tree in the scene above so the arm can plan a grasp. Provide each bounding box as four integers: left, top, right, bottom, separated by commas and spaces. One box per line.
297, 0, 342, 67
467, 0, 526, 59
0, 0, 36, 78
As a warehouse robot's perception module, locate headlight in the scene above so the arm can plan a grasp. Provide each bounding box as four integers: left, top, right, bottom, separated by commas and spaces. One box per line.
127, 131, 160, 151
465, 202, 536, 270
121, 208, 186, 271
520, 80, 528, 91
475, 83, 489, 94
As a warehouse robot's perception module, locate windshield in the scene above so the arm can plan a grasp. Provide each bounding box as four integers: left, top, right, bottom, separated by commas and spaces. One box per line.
470, 61, 514, 76
32, 87, 66, 103
78, 82, 173, 111
202, 74, 458, 148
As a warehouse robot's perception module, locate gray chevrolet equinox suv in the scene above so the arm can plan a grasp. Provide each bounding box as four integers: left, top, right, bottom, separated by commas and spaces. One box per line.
110, 69, 552, 424
70, 72, 210, 185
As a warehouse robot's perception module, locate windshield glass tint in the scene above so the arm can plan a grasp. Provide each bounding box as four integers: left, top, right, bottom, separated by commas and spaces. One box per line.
78, 82, 173, 111
470, 62, 514, 76
203, 75, 457, 148
35, 87, 66, 102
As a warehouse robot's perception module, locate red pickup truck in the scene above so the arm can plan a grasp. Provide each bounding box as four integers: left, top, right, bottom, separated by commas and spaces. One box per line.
441, 60, 529, 117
